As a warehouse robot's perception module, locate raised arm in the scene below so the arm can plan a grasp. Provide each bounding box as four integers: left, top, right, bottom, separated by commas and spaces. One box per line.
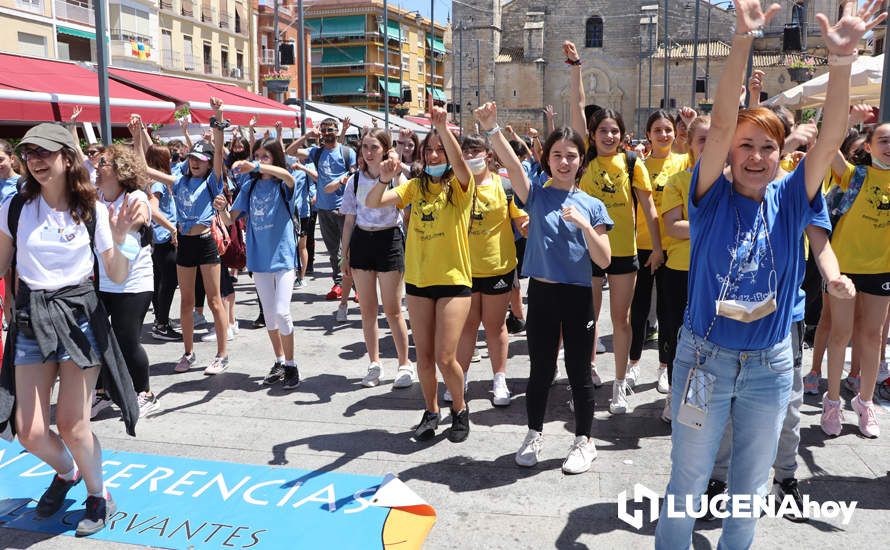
364, 155, 403, 208
209, 97, 226, 178
804, 0, 885, 200
544, 105, 557, 136
179, 117, 193, 149
67, 106, 85, 161
338, 116, 350, 145
430, 106, 471, 190
475, 102, 531, 205
695, 0, 781, 201
564, 41, 587, 138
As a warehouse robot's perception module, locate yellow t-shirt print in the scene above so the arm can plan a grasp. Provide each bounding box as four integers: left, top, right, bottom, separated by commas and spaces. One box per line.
831, 162, 890, 274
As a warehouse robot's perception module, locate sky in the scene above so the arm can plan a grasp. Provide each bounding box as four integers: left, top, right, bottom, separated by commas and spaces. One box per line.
391, 0, 451, 25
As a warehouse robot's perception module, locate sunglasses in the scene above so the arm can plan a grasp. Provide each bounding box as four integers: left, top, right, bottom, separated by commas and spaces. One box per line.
20, 147, 54, 161
320, 128, 338, 134
86, 149, 101, 157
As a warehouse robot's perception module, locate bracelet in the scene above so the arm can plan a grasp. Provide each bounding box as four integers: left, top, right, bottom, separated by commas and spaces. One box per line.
734, 28, 763, 39
484, 125, 502, 137
565, 58, 582, 66
828, 52, 858, 66
251, 161, 260, 173
377, 179, 392, 186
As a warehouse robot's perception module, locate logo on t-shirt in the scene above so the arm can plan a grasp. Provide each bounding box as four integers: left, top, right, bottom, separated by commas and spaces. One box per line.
597, 171, 618, 194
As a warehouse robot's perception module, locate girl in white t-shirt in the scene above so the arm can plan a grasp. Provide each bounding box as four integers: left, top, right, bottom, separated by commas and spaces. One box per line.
93, 143, 157, 418
0, 123, 138, 536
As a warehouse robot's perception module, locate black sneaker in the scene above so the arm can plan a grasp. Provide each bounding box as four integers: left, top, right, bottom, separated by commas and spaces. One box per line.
505, 312, 526, 334
773, 478, 809, 523
263, 362, 286, 385
152, 323, 182, 342
282, 365, 301, 389
75, 494, 115, 537
253, 313, 266, 329
702, 478, 727, 521
645, 322, 659, 343
35, 472, 81, 517
413, 410, 440, 441
447, 406, 470, 443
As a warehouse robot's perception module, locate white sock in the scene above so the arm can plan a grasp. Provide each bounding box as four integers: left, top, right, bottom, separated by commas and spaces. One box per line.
276, 356, 285, 364
285, 360, 296, 367
59, 467, 78, 481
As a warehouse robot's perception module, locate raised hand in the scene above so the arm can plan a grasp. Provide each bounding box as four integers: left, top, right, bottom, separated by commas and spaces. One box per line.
429, 105, 448, 127
788, 121, 818, 149
473, 102, 498, 131
342, 116, 351, 130
380, 156, 400, 182
748, 69, 765, 95
733, 0, 782, 35
248, 116, 257, 128
399, 128, 413, 140
210, 96, 224, 112
817, 0, 887, 56
543, 105, 556, 119
505, 125, 517, 137
678, 106, 697, 128
275, 121, 283, 134
562, 41, 580, 63
527, 127, 539, 139
127, 114, 141, 137
179, 117, 189, 130
109, 194, 136, 245
70, 105, 83, 124
849, 103, 874, 126
201, 129, 213, 143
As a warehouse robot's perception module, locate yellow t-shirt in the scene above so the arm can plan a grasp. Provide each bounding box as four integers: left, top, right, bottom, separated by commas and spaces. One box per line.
831, 162, 890, 274
637, 152, 688, 250
579, 153, 652, 257
468, 173, 522, 278
660, 170, 692, 271
395, 175, 474, 287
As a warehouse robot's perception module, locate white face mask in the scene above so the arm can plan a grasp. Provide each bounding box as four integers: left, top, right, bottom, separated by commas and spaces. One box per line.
467, 157, 488, 174
715, 295, 777, 323
871, 155, 890, 170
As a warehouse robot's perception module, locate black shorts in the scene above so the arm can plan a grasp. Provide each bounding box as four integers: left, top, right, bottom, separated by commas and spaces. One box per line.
591, 254, 639, 278
515, 237, 527, 280
844, 272, 890, 297
349, 226, 405, 273
298, 217, 309, 237
405, 283, 471, 300
177, 232, 220, 267
472, 269, 515, 295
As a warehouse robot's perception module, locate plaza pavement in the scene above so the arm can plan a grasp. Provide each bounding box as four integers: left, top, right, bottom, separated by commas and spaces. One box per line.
1, 249, 888, 549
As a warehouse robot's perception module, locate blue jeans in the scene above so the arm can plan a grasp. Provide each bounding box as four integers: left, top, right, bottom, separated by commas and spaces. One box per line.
655, 327, 793, 550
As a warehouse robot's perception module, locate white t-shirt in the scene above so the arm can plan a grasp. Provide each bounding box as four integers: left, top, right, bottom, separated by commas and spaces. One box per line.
97, 189, 154, 294
0, 196, 114, 291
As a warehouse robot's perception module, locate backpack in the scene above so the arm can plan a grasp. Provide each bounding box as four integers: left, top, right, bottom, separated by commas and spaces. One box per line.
311, 144, 351, 182
825, 165, 867, 229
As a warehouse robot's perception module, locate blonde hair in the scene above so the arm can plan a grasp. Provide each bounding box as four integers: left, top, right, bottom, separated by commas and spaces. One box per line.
104, 143, 148, 193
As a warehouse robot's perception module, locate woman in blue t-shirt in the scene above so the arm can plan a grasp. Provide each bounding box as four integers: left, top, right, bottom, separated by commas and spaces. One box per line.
474, 102, 613, 475
0, 139, 20, 204
654, 2, 885, 548
140, 98, 231, 376
217, 138, 300, 389
144, 144, 180, 342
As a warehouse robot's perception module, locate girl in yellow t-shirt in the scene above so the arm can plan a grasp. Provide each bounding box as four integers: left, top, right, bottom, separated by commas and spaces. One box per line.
566, 40, 663, 415
365, 106, 474, 443
822, 121, 890, 438
455, 134, 528, 408
629, 110, 689, 396
660, 115, 710, 422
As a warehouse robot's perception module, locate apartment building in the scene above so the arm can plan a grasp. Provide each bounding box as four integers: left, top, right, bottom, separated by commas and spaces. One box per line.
255, 0, 311, 101
304, 0, 446, 114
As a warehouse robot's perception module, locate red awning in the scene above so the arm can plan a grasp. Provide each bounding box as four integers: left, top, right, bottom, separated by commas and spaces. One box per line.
0, 53, 176, 124
108, 68, 304, 126
405, 115, 461, 133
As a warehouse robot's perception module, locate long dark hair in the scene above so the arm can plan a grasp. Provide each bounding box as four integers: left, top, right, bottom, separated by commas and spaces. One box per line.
146, 144, 172, 174
418, 130, 456, 205
20, 146, 96, 224
586, 108, 625, 163
541, 127, 588, 183
646, 109, 676, 135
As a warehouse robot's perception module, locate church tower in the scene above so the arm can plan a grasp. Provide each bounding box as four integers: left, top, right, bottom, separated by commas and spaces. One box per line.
451, 1, 502, 133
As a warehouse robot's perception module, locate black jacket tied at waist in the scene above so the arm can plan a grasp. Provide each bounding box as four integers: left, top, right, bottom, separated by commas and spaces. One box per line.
0, 281, 138, 437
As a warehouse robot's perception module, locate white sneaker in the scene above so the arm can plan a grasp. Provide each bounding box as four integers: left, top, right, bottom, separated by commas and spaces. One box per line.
656, 366, 670, 394
610, 379, 629, 415
492, 373, 511, 406
335, 304, 348, 322
562, 435, 597, 474
596, 337, 606, 354
443, 379, 469, 402
202, 326, 234, 342
231, 323, 240, 336
471, 349, 481, 363
392, 364, 417, 388
626, 364, 641, 389
203, 355, 230, 375
515, 429, 544, 467
362, 362, 382, 387
137, 391, 159, 418
661, 393, 672, 423
590, 365, 603, 388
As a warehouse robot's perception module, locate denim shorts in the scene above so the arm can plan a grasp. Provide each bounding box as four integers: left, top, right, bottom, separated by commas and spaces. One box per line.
14, 315, 99, 367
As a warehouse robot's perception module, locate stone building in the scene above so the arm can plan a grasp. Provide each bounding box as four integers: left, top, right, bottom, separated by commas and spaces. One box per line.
453, 1, 841, 135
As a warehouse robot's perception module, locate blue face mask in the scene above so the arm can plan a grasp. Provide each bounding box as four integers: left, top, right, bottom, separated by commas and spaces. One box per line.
424, 163, 449, 178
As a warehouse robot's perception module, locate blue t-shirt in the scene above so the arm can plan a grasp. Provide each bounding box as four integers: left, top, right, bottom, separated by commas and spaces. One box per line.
232, 177, 297, 272
521, 179, 613, 286
172, 171, 223, 233
150, 181, 177, 244
686, 161, 826, 350
293, 169, 311, 219
0, 176, 19, 205
172, 160, 188, 176
309, 145, 355, 211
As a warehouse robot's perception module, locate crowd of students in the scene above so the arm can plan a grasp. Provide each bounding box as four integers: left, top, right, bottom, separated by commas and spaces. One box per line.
0, 1, 887, 545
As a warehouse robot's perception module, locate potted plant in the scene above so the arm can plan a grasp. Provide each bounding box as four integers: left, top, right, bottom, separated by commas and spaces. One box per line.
786, 56, 817, 83
264, 70, 291, 92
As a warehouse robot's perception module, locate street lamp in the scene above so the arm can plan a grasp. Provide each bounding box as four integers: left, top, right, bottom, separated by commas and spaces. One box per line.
705, 1, 735, 104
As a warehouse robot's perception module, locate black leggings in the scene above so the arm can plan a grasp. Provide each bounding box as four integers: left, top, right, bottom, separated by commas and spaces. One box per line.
630, 249, 668, 363
525, 279, 595, 436
152, 241, 178, 326
99, 291, 153, 393
660, 267, 689, 387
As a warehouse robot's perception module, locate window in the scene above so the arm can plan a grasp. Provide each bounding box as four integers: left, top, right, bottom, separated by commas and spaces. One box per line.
161, 30, 173, 67
417, 86, 423, 103
120, 5, 151, 40
183, 35, 195, 69
16, 0, 42, 13
236, 51, 244, 74
585, 16, 603, 48
18, 32, 47, 57
417, 59, 423, 74
401, 54, 410, 72
221, 47, 229, 74
203, 42, 213, 74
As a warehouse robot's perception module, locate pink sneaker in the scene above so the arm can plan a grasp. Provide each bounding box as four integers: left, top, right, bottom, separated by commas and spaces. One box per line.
820, 393, 844, 437
851, 394, 880, 438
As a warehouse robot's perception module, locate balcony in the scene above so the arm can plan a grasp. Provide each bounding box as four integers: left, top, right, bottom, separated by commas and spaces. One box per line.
159, 0, 172, 9
55, 0, 94, 26
260, 50, 275, 65
218, 13, 229, 30
160, 47, 198, 71
201, 6, 216, 24
313, 62, 400, 79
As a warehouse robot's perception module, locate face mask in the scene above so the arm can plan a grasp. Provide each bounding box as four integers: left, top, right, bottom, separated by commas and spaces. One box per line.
715, 295, 777, 323
467, 157, 488, 174
871, 155, 890, 170
424, 163, 449, 178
